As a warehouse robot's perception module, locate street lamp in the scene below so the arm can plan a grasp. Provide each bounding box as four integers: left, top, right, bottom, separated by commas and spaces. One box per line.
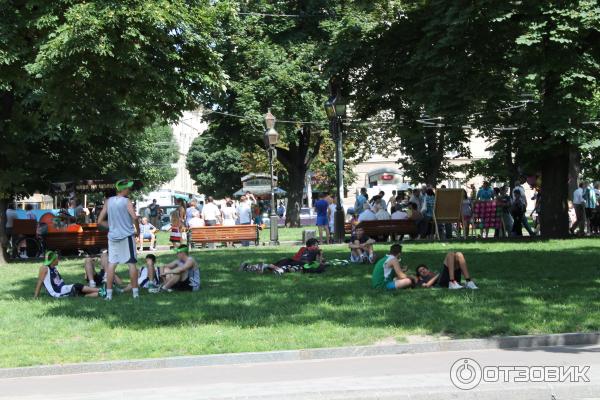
264, 109, 279, 245
324, 91, 347, 243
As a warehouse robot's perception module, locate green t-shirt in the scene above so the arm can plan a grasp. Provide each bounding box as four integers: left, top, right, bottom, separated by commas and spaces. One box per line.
371, 255, 397, 289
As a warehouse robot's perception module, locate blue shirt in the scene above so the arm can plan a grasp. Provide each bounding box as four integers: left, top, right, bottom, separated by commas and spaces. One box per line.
139, 223, 156, 236
315, 199, 329, 217
354, 194, 367, 214
477, 187, 494, 201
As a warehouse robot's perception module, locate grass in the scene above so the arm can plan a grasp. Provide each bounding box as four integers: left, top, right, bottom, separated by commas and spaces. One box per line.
0, 239, 599, 368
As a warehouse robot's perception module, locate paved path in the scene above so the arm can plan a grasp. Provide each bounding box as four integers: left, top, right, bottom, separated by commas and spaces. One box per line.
2, 345, 598, 400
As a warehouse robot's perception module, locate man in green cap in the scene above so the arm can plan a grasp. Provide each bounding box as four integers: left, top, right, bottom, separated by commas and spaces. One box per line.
97, 179, 140, 300
34, 251, 100, 298
149, 246, 200, 293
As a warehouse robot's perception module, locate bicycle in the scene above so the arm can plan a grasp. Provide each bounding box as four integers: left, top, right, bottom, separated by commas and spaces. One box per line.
7, 233, 43, 260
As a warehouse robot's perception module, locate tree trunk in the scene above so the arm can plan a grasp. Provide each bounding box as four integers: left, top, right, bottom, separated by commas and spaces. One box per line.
568, 146, 580, 199
0, 198, 9, 265
285, 167, 306, 227
540, 141, 570, 238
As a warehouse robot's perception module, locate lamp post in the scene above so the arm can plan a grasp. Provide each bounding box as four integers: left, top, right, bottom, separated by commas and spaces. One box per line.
324, 91, 347, 243
264, 109, 279, 245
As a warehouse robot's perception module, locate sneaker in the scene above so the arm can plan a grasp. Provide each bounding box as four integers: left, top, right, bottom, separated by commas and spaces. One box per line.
449, 281, 464, 290
148, 286, 162, 294
465, 281, 479, 290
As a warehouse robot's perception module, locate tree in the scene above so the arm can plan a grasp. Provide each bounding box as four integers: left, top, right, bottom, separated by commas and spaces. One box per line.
0, 1, 223, 262
480, 1, 600, 238
197, 1, 363, 226
187, 134, 248, 199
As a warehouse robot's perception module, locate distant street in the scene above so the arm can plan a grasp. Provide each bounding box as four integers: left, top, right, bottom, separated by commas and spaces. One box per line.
2, 344, 598, 400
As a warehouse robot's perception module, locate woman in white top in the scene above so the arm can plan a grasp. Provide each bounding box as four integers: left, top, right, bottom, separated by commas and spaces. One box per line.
221, 200, 237, 227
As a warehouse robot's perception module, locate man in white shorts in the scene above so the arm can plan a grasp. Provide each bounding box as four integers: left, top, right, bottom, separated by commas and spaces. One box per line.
97, 179, 139, 300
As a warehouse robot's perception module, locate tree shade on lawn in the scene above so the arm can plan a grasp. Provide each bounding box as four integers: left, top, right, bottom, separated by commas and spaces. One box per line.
0, 239, 598, 368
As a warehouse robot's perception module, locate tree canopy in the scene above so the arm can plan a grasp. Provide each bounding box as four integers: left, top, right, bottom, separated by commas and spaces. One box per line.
0, 0, 223, 261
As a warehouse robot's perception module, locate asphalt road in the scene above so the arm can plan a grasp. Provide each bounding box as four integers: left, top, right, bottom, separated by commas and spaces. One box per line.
1, 345, 599, 400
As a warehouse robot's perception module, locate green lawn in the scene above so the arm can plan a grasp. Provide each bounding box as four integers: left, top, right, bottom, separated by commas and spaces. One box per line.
0, 239, 599, 368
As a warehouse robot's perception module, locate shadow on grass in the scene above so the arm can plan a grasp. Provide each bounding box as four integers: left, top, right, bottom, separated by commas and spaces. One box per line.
4, 242, 600, 339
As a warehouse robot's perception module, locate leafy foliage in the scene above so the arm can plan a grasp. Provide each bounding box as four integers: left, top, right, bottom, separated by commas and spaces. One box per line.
0, 0, 223, 261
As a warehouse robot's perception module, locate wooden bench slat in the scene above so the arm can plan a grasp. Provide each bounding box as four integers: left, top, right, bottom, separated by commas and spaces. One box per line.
189, 225, 258, 244
356, 220, 418, 238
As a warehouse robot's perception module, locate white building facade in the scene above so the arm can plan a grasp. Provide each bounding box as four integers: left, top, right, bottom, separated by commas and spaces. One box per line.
140, 109, 208, 207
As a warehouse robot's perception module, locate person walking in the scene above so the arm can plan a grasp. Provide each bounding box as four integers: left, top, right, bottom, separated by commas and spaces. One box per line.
584, 181, 596, 234
97, 179, 140, 300
571, 182, 586, 236
513, 179, 535, 236
148, 199, 159, 228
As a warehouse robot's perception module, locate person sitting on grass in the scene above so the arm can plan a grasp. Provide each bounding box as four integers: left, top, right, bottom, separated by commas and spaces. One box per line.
371, 244, 414, 290
414, 252, 478, 290
34, 251, 100, 298
149, 246, 200, 293
83, 251, 124, 289
240, 238, 325, 274
349, 227, 376, 263
138, 217, 157, 251
121, 254, 161, 292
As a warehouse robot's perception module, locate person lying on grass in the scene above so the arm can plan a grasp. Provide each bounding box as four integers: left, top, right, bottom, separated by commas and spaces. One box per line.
34, 251, 100, 298
149, 246, 200, 293
349, 227, 376, 264
371, 244, 415, 290
415, 252, 478, 290
240, 238, 325, 274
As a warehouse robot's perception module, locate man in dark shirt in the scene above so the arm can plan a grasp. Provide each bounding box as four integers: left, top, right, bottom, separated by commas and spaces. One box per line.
415, 252, 478, 290
349, 227, 376, 263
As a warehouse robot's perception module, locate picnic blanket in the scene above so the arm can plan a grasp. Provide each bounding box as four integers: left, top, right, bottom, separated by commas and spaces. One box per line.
473, 201, 502, 229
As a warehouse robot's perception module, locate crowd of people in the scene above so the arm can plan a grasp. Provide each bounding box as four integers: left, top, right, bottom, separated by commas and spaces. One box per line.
344, 178, 548, 239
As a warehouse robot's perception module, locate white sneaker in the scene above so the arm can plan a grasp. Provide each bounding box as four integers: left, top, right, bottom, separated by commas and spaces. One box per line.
449, 281, 463, 290
465, 281, 479, 290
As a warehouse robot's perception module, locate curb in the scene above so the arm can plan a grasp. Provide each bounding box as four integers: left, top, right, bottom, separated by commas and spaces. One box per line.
1, 331, 598, 379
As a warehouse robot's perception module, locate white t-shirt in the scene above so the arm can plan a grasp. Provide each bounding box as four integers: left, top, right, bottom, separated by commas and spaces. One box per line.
5, 209, 18, 228
222, 206, 236, 221
358, 209, 377, 222
188, 217, 204, 228
383, 254, 398, 280
391, 211, 408, 220
237, 204, 252, 224
328, 204, 336, 226
376, 209, 391, 220
573, 188, 584, 205
513, 185, 527, 206
201, 203, 220, 221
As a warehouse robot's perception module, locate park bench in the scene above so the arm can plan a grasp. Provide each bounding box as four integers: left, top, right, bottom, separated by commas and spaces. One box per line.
355, 220, 418, 241
189, 225, 259, 246
44, 230, 108, 255
12, 219, 37, 236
